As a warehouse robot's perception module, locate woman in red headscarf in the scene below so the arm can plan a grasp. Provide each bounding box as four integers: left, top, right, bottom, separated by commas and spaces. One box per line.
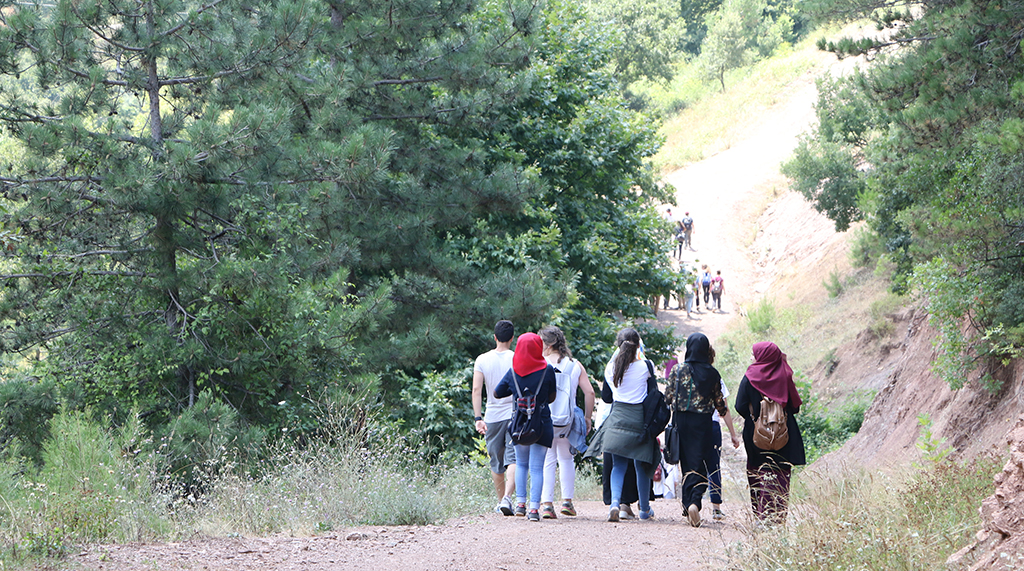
734, 341, 806, 525
494, 332, 557, 522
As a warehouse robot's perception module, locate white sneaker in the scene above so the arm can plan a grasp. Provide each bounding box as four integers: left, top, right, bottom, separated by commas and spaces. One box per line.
497, 496, 514, 516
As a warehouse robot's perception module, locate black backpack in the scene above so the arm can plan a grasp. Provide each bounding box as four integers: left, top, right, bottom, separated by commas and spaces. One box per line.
640, 360, 671, 443
507, 372, 542, 446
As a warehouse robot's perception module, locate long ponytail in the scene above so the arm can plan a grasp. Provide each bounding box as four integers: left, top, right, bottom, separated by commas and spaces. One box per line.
612, 327, 640, 387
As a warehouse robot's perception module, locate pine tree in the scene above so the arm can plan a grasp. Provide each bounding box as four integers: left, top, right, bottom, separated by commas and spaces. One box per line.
0, 0, 557, 428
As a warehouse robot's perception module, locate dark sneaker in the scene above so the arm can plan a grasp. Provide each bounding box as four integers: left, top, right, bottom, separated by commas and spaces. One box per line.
712, 508, 725, 521
541, 504, 557, 519
514, 503, 527, 517
560, 500, 577, 517
608, 506, 620, 522
497, 496, 514, 516
527, 509, 540, 522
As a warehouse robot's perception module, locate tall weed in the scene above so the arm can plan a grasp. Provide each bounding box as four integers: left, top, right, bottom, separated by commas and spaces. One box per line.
726, 454, 1002, 570
0, 405, 494, 566
746, 298, 777, 335
0, 409, 172, 565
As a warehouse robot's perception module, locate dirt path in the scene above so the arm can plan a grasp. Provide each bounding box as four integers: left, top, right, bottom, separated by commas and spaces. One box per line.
75, 55, 847, 571
657, 66, 822, 344
78, 502, 745, 571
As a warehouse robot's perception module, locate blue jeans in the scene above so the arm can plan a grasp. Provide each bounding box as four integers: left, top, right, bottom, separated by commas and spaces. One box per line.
610, 454, 651, 512
515, 443, 548, 509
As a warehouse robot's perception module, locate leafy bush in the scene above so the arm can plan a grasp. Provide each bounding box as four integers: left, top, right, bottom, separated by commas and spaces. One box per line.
794, 373, 871, 462
823, 268, 844, 298
0, 376, 74, 465
397, 368, 476, 460
746, 298, 777, 335
0, 408, 171, 565
155, 392, 267, 496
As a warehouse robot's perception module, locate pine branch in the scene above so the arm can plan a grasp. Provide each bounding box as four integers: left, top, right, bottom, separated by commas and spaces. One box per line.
158, 0, 232, 39
0, 175, 103, 185
0, 271, 149, 278
62, 249, 152, 259
0, 104, 62, 123
372, 77, 444, 86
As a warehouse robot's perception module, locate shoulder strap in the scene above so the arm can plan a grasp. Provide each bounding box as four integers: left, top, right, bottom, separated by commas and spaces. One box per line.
511, 371, 524, 399
645, 359, 658, 393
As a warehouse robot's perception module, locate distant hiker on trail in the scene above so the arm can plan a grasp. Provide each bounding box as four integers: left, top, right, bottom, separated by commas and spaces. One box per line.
538, 326, 594, 519
735, 342, 806, 526
473, 320, 517, 515
684, 281, 695, 318
693, 270, 702, 312
700, 265, 713, 308
710, 270, 725, 312
680, 211, 694, 250
494, 332, 557, 522
665, 208, 684, 259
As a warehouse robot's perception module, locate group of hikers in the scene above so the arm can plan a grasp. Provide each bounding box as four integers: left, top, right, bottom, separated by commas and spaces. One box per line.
661, 209, 726, 317
666, 264, 726, 317
473, 320, 806, 526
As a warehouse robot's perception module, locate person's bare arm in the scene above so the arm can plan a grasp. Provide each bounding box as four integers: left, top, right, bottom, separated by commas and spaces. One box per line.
472, 370, 487, 435
576, 360, 596, 433
722, 408, 741, 448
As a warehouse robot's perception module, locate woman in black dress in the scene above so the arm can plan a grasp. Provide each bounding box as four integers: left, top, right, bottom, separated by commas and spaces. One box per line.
665, 332, 728, 527
734, 341, 806, 525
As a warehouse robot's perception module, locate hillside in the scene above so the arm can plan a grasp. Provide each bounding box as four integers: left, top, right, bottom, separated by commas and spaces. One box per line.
67, 26, 1024, 571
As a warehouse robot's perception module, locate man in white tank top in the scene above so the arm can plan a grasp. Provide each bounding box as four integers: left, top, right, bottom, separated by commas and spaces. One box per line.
472, 320, 517, 515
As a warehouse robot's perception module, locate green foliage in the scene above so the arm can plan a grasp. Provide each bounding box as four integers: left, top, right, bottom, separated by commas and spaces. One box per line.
911, 258, 977, 390
794, 373, 870, 462
823, 268, 843, 298
914, 413, 952, 466
155, 392, 267, 494
746, 297, 777, 335
696, 0, 797, 90
0, 376, 80, 465
849, 225, 885, 269
585, 0, 687, 85
0, 408, 172, 562
867, 293, 903, 338
790, 0, 1024, 375
0, 0, 679, 468
397, 368, 475, 460
697, 0, 762, 90
781, 136, 865, 232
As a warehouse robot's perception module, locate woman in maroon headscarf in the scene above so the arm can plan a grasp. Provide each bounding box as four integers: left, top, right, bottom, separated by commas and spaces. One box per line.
494, 332, 557, 522
734, 341, 806, 525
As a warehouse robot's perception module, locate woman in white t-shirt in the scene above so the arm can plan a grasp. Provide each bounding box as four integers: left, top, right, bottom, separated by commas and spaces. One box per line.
584, 327, 660, 521
537, 326, 594, 519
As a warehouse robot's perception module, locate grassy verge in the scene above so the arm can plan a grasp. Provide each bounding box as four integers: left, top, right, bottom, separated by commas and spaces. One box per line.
635, 34, 836, 172
0, 408, 495, 568
724, 453, 1002, 570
